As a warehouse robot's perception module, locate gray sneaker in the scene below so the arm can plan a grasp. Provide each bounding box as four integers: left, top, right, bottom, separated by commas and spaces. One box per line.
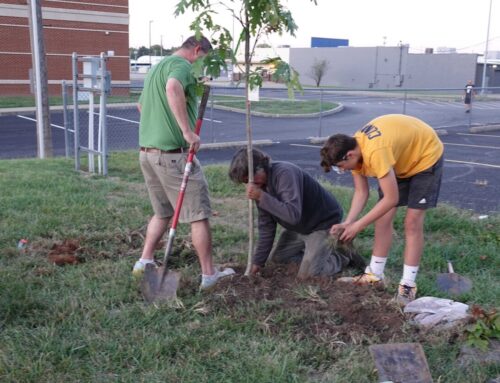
200, 267, 236, 291
132, 260, 157, 278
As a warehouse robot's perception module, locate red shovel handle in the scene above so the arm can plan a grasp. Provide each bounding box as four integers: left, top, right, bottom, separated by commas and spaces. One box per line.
170, 85, 211, 230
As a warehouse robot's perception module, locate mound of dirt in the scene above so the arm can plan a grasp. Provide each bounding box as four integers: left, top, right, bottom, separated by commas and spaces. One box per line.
208, 264, 406, 344
47, 239, 83, 266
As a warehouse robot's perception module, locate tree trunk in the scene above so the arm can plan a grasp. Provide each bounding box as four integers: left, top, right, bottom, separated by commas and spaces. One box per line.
244, 8, 254, 276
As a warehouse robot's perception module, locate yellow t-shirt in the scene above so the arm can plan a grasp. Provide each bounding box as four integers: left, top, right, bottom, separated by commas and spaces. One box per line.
352, 114, 444, 179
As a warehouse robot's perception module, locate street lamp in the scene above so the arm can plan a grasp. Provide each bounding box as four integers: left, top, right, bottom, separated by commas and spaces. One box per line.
481, 0, 493, 95
149, 20, 153, 67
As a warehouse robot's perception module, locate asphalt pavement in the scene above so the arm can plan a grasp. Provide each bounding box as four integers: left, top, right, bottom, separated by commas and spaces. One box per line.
196, 132, 500, 216
1, 91, 499, 215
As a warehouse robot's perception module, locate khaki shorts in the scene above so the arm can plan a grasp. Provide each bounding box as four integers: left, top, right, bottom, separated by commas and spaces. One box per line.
139, 151, 211, 223
268, 229, 349, 278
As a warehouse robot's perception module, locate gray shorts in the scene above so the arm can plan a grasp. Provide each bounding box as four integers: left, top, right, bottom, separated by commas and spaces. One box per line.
378, 155, 444, 209
139, 151, 211, 223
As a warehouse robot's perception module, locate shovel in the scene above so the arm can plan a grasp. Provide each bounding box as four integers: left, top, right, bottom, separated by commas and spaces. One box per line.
369, 343, 433, 383
141, 85, 211, 303
436, 261, 472, 296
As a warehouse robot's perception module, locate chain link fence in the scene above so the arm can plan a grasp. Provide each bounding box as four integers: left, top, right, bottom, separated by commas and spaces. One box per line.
88, 84, 500, 149
3, 83, 499, 161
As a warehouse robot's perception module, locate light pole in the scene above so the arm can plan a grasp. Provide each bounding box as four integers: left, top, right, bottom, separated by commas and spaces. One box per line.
149, 20, 153, 67
481, 0, 493, 95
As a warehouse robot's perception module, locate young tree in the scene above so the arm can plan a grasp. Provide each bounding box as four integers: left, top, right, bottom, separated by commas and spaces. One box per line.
309, 58, 329, 87
176, 0, 317, 275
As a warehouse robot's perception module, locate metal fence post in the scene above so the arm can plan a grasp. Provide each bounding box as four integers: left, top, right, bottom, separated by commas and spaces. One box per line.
318, 89, 323, 137
61, 80, 69, 158
72, 52, 80, 171
403, 90, 407, 115
100, 52, 108, 176
210, 91, 214, 143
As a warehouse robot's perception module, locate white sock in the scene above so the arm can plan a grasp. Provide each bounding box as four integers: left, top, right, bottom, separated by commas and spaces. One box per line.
139, 258, 155, 264
366, 256, 387, 277
400, 265, 419, 287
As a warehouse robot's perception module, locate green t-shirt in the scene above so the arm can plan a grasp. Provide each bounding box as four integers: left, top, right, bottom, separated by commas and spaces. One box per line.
138, 55, 197, 151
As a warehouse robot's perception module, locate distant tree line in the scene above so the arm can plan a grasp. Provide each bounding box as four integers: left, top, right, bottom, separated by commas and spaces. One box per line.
129, 45, 177, 59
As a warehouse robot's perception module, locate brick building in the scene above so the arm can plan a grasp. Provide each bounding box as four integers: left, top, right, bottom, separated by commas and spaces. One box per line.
0, 0, 129, 96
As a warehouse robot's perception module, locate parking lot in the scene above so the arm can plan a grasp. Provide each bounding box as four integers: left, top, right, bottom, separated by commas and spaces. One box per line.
1, 89, 499, 215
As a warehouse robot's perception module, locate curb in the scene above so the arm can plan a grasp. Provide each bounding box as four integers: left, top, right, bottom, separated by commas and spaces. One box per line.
0, 101, 343, 119
0, 102, 139, 116
201, 139, 273, 150
308, 129, 449, 145
469, 124, 500, 133
213, 103, 344, 118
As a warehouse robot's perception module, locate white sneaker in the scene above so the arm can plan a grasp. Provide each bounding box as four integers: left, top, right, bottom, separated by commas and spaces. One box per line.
200, 267, 236, 291
132, 259, 156, 278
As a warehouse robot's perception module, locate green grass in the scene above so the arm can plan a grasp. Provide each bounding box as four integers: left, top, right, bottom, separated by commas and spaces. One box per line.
0, 94, 140, 109
0, 94, 334, 115
213, 95, 337, 114
0, 153, 499, 382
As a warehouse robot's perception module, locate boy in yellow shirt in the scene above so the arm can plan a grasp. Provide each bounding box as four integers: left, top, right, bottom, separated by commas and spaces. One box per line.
320, 114, 444, 305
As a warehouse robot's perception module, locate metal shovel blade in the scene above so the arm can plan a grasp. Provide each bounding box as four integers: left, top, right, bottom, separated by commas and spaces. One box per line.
436, 261, 472, 296
141, 263, 181, 303
436, 273, 472, 296
369, 343, 433, 383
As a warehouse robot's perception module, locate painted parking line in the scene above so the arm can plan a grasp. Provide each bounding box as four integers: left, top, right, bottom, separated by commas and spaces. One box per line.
291, 144, 500, 170
433, 101, 463, 109
95, 113, 222, 125
442, 142, 500, 150
485, 102, 499, 108
411, 100, 428, 106
290, 144, 320, 149
203, 117, 223, 123
293, 142, 500, 151
445, 159, 500, 169
105, 114, 139, 124
17, 114, 74, 133
472, 103, 499, 110
457, 133, 500, 138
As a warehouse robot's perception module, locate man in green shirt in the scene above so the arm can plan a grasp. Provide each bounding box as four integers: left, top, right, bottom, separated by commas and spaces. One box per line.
133, 36, 234, 289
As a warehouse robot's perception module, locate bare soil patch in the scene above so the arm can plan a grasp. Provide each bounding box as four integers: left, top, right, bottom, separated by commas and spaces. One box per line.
206, 264, 407, 344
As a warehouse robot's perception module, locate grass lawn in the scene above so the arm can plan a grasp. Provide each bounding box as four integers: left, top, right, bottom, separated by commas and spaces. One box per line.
0, 152, 498, 382
0, 94, 336, 115
0, 94, 141, 109
212, 95, 337, 114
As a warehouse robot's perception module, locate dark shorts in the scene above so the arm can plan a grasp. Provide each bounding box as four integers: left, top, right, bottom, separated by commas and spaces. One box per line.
378, 155, 444, 210
464, 95, 472, 105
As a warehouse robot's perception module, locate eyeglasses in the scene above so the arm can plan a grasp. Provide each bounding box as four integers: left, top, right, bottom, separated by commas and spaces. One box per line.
331, 166, 345, 175
331, 154, 348, 175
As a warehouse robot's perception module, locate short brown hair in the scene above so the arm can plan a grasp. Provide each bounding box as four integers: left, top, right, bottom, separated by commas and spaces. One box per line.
228, 148, 271, 183
181, 35, 212, 53
320, 134, 357, 172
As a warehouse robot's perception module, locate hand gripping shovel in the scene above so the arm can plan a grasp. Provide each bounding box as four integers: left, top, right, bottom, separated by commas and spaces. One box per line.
436, 261, 472, 296
141, 85, 211, 303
